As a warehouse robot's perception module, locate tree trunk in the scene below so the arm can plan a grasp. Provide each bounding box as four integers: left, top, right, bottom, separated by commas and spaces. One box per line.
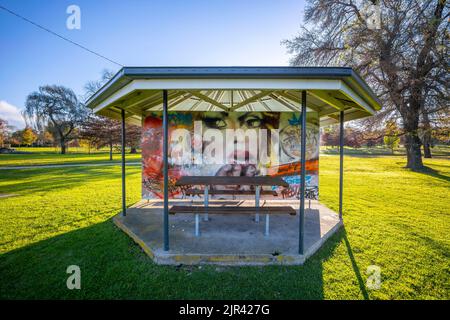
402, 87, 425, 170
404, 132, 423, 170
109, 142, 113, 161
423, 143, 432, 158
60, 141, 66, 154
421, 111, 432, 158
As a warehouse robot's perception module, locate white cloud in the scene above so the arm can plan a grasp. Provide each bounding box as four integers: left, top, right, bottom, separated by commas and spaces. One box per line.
0, 100, 26, 130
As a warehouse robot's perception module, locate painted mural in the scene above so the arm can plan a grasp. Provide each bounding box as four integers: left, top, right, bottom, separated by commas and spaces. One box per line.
141, 111, 320, 200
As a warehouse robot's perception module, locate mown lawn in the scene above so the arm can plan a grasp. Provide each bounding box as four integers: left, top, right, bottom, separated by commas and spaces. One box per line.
0, 147, 141, 167
0, 155, 448, 299
320, 145, 450, 157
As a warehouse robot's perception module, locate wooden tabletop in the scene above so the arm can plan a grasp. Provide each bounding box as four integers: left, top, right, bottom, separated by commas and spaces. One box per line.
175, 176, 289, 187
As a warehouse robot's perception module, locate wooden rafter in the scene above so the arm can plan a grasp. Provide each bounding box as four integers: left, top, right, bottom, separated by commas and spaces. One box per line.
230, 90, 272, 111
136, 91, 186, 112
210, 91, 226, 112
309, 90, 346, 110
268, 93, 298, 112
188, 91, 228, 112
117, 91, 160, 111
168, 92, 194, 110
248, 90, 271, 111
278, 91, 324, 113
319, 106, 341, 117
109, 107, 142, 125
190, 97, 204, 112
127, 93, 168, 113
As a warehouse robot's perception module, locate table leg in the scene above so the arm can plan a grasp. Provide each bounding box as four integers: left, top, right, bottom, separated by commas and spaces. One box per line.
204, 185, 209, 221
195, 214, 200, 236
255, 185, 260, 223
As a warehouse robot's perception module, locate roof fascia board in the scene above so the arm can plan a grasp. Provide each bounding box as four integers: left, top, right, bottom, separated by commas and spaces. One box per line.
130, 78, 342, 90
339, 82, 376, 115
92, 78, 343, 114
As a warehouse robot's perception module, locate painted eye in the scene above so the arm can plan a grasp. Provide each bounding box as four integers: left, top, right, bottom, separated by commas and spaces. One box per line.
204, 118, 227, 129
245, 117, 262, 128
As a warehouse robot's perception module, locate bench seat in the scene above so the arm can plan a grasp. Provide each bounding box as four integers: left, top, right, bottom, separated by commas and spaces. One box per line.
183, 188, 278, 196
169, 205, 296, 215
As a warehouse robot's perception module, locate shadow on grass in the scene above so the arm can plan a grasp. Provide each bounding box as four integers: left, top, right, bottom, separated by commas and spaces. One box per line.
0, 216, 368, 299
341, 229, 369, 300
412, 165, 450, 184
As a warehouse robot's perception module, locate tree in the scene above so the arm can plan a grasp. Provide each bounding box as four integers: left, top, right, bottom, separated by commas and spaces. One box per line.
125, 124, 141, 154
80, 115, 120, 160
420, 110, 433, 158
345, 127, 364, 148
82, 70, 141, 157
419, 89, 449, 158
321, 126, 340, 148
42, 130, 55, 146
283, 0, 449, 170
80, 115, 141, 159
83, 69, 115, 101
24, 85, 88, 154
359, 126, 385, 147
383, 120, 400, 154
432, 114, 450, 145
10, 130, 23, 146
0, 118, 9, 147
22, 127, 37, 146
384, 135, 400, 154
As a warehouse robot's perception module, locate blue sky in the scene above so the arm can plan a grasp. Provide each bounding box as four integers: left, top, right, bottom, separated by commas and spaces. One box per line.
0, 0, 304, 129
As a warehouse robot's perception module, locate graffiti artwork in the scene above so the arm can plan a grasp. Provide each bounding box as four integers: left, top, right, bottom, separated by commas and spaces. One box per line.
141, 112, 320, 199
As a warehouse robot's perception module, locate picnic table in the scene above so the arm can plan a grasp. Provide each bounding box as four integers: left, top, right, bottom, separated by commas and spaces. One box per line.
171, 176, 295, 236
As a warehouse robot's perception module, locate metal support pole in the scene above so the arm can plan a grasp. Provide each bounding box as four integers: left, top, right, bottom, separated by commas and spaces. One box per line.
299, 90, 307, 255
255, 185, 260, 222
121, 109, 126, 217
204, 185, 209, 221
265, 214, 270, 236
195, 214, 200, 236
162, 90, 169, 251
339, 110, 344, 220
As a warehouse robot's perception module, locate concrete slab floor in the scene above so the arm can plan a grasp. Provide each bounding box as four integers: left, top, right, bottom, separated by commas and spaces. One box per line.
114, 199, 342, 266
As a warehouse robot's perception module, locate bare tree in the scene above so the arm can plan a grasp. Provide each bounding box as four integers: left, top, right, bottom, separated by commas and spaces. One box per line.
0, 118, 10, 147
80, 115, 120, 160
24, 85, 88, 154
83, 69, 115, 100
419, 82, 449, 158
283, 0, 449, 170
82, 69, 142, 157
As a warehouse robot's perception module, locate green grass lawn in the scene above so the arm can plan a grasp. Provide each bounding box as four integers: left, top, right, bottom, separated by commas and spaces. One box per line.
0, 147, 141, 167
0, 155, 448, 299
321, 144, 450, 157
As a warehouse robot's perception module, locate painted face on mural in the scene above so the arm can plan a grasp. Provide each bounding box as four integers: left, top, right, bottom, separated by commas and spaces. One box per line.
195, 112, 280, 184
199, 112, 278, 130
